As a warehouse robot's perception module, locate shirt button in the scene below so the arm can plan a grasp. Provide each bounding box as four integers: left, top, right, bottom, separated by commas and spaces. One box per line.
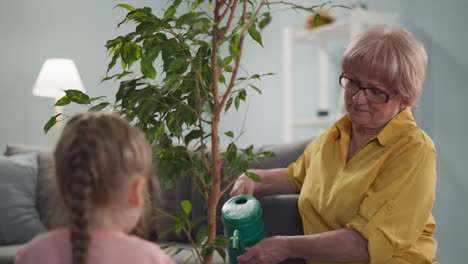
387, 203, 393, 211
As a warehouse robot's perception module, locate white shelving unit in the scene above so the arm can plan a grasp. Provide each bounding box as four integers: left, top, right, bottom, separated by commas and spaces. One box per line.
282, 9, 399, 143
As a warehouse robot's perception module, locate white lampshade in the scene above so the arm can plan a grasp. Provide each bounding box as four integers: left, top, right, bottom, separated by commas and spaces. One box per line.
32, 58, 86, 99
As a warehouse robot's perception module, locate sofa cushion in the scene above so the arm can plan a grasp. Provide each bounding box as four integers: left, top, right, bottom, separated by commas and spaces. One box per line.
0, 153, 46, 245
4, 145, 66, 230
0, 244, 23, 264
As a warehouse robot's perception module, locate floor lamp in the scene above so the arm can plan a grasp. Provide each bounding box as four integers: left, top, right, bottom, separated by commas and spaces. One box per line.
32, 58, 86, 140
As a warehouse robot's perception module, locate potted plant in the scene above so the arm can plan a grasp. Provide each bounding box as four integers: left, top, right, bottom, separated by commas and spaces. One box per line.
46, 1, 346, 263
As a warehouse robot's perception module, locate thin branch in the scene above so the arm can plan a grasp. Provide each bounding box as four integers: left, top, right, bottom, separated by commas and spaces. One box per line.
189, 170, 209, 201
182, 227, 203, 263
219, 0, 240, 41
194, 71, 212, 175
217, 1, 253, 114
220, 173, 242, 197
219, 0, 236, 21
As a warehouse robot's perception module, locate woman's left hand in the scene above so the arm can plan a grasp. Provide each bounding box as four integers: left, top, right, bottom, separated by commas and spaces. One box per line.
237, 236, 289, 264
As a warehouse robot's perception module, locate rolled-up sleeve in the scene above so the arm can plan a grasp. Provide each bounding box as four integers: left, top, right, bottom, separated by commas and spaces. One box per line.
287, 139, 318, 192
346, 138, 437, 263
287, 153, 307, 192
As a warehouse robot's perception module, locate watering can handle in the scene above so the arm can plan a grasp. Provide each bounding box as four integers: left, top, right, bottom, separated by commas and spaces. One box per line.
231, 230, 245, 253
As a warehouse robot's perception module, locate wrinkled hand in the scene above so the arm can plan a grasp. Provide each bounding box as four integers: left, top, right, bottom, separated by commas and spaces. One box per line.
230, 173, 255, 197
237, 236, 289, 264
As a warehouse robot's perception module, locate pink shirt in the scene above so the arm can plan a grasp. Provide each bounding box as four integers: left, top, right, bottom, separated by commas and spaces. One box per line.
16, 229, 176, 264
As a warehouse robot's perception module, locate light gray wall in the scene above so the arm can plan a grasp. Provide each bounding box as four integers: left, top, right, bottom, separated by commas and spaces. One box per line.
0, 0, 466, 262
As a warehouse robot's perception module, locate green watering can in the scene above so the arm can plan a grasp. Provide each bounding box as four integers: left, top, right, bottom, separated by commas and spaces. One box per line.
221, 195, 265, 264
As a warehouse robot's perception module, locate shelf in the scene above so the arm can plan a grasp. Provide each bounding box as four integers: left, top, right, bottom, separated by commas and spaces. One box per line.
293, 19, 351, 45
294, 115, 342, 128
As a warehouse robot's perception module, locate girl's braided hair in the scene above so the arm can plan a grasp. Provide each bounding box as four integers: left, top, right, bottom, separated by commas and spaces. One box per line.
54, 112, 153, 264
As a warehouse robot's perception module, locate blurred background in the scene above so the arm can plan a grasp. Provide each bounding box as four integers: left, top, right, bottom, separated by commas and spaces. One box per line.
1, 0, 466, 262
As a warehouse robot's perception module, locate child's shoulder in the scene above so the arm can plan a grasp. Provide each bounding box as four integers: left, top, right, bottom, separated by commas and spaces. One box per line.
23, 229, 69, 249
16, 229, 70, 263
92, 230, 176, 263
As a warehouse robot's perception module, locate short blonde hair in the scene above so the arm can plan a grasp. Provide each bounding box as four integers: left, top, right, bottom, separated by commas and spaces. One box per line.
341, 25, 427, 106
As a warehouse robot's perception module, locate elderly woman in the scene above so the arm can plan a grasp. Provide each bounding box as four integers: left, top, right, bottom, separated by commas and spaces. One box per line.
230, 25, 438, 264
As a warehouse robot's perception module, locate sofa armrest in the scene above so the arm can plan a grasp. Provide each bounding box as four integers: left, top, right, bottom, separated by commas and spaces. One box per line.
260, 194, 303, 237
0, 244, 22, 264
260, 194, 305, 264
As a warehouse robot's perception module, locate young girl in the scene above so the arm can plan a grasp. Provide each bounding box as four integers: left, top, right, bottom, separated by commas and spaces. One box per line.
16, 112, 175, 264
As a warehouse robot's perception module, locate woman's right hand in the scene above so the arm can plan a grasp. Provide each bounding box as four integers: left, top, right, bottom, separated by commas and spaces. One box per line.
230, 173, 256, 197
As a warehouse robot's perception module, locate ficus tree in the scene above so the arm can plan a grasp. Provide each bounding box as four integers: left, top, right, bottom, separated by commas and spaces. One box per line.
46, 1, 346, 263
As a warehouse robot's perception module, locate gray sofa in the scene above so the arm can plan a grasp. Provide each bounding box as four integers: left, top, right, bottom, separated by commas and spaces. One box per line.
0, 138, 311, 264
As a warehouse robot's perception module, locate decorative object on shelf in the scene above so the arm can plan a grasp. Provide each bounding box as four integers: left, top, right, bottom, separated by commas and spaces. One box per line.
32, 58, 86, 138
304, 9, 335, 31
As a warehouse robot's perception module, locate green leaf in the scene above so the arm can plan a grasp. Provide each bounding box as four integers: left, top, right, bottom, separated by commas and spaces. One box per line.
314, 12, 321, 27
249, 74, 261, 80
196, 224, 208, 244
201, 246, 214, 260
64, 90, 90, 104
89, 102, 111, 112
176, 12, 203, 27
259, 12, 272, 29
55, 96, 71, 106
249, 84, 262, 94
106, 50, 120, 74
181, 200, 192, 215
141, 57, 156, 79
224, 97, 233, 112
89, 96, 106, 103
44, 114, 61, 134
190, 0, 203, 11
187, 18, 212, 38
292, 5, 320, 12
163, 74, 182, 92
239, 89, 246, 100
226, 143, 238, 162
101, 71, 133, 83
223, 56, 232, 67
218, 74, 226, 84
229, 37, 241, 57
172, 220, 184, 237
168, 57, 187, 73
167, 115, 183, 138
248, 25, 263, 47
114, 4, 135, 11
214, 247, 227, 262
184, 129, 201, 145
260, 151, 276, 158
245, 172, 263, 183
234, 96, 241, 110
225, 131, 234, 138
164, 5, 177, 21
214, 235, 229, 246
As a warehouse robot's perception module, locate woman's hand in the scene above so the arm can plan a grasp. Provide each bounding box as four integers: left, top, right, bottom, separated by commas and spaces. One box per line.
237, 236, 289, 264
230, 173, 256, 197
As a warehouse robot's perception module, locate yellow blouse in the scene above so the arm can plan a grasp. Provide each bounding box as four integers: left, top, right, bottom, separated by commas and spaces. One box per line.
287, 107, 438, 264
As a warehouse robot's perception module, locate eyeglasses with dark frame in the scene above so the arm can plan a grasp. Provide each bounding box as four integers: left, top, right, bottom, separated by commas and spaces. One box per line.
339, 73, 398, 104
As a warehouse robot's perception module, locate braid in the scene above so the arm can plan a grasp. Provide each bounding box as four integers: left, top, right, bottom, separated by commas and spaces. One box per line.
68, 152, 94, 264
58, 120, 97, 264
